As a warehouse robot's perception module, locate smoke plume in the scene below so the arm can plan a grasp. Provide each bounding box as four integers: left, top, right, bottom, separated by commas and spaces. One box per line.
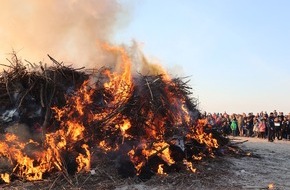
0, 0, 127, 68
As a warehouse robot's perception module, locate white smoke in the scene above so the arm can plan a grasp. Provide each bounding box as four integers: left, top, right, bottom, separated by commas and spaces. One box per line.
0, 0, 130, 68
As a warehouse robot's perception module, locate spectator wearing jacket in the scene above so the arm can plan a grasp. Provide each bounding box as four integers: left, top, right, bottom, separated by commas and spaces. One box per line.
267, 113, 275, 142
253, 118, 260, 137
237, 114, 244, 136
274, 116, 282, 140
230, 117, 238, 136
281, 117, 288, 140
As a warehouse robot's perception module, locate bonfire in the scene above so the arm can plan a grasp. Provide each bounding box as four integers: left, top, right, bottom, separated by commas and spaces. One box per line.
0, 44, 228, 185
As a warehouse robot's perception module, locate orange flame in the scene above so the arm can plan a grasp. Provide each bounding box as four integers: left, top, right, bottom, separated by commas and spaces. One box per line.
0, 173, 10, 183
183, 159, 196, 173
157, 164, 166, 175
0, 43, 220, 183
76, 144, 91, 172
268, 183, 274, 189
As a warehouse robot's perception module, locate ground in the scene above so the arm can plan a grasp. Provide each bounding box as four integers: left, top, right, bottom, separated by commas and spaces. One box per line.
116, 137, 290, 190
2, 137, 290, 190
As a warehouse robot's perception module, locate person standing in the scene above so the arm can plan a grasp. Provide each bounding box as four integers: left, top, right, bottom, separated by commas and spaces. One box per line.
267, 112, 275, 142
253, 118, 260, 137
237, 114, 244, 136
259, 118, 266, 139
230, 117, 238, 137
274, 116, 282, 140
281, 117, 288, 140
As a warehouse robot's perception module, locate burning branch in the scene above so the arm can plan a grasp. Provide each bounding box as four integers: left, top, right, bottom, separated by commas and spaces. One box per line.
0, 46, 229, 184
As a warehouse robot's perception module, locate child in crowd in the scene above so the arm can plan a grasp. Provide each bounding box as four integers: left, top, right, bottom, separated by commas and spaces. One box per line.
259, 118, 266, 138
230, 117, 238, 136
253, 118, 260, 137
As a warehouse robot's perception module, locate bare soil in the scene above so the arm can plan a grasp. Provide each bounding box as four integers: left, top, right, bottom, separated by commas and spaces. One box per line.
116, 137, 290, 190
2, 137, 290, 190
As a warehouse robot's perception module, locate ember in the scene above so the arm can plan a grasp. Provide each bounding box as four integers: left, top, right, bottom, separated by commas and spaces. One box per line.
0, 44, 228, 184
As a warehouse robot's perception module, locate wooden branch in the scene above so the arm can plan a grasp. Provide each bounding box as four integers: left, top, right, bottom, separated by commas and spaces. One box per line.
47, 54, 62, 67
3, 73, 12, 103
17, 81, 36, 109
148, 145, 170, 159
0, 64, 13, 69
146, 78, 154, 101
42, 71, 56, 136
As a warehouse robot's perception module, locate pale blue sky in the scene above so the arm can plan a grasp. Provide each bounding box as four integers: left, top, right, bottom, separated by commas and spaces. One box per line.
114, 0, 290, 114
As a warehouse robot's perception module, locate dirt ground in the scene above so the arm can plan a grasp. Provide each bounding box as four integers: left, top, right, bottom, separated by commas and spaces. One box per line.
224, 137, 290, 190
2, 136, 290, 190
116, 137, 290, 190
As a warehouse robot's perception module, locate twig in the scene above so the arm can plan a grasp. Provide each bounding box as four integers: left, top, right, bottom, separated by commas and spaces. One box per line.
5, 58, 14, 66
49, 172, 62, 190
148, 145, 170, 159
17, 81, 36, 109
94, 167, 116, 183
24, 59, 36, 69
47, 54, 62, 67
0, 64, 13, 69
42, 69, 56, 137
80, 173, 92, 188
40, 84, 45, 107
146, 78, 154, 101
3, 72, 12, 103
229, 140, 248, 145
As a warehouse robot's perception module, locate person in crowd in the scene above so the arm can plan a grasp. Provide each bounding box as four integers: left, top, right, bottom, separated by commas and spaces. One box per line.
244, 113, 254, 137
237, 114, 244, 136
220, 115, 228, 135
286, 116, 290, 140
243, 115, 249, 137
255, 113, 260, 120
252, 117, 260, 137
274, 110, 278, 117
230, 116, 238, 136
206, 113, 215, 126
278, 112, 284, 121
202, 110, 289, 142
259, 112, 264, 119
259, 118, 266, 138
281, 116, 288, 140
215, 113, 223, 129
264, 111, 268, 118
274, 116, 282, 140
248, 113, 254, 136
267, 112, 275, 142
264, 113, 268, 137
223, 113, 231, 135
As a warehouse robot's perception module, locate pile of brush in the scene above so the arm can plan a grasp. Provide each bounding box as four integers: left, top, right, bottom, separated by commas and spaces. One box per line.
0, 54, 88, 131
0, 54, 230, 183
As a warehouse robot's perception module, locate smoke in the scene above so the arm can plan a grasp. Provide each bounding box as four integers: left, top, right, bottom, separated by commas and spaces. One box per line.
127, 41, 170, 76
0, 0, 129, 68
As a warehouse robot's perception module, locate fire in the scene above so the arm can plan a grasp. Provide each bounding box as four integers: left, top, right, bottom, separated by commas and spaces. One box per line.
0, 43, 220, 183
268, 183, 274, 189
76, 144, 91, 172
99, 140, 112, 152
0, 173, 10, 183
189, 119, 219, 151
0, 134, 53, 181
157, 164, 166, 175
118, 119, 131, 138
150, 142, 175, 165
101, 43, 133, 104
183, 159, 196, 173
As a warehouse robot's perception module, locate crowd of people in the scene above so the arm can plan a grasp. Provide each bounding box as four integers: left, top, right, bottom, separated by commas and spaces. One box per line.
202, 110, 290, 142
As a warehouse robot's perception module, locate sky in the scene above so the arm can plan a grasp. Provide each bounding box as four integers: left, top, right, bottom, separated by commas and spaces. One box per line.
114, 0, 290, 114
0, 0, 289, 115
